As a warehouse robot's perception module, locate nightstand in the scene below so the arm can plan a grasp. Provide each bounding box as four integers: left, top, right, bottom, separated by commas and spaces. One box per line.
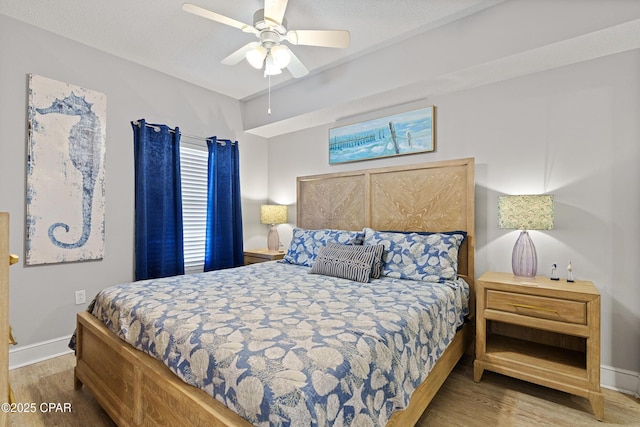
243, 249, 285, 265
474, 271, 603, 420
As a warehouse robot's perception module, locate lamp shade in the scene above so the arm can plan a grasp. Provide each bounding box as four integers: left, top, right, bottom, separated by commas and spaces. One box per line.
263, 54, 282, 76
260, 205, 288, 225
498, 195, 554, 230
246, 45, 267, 69
270, 45, 291, 68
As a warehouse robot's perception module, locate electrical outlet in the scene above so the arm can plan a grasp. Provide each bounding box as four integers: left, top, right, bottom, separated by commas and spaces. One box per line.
75, 290, 86, 305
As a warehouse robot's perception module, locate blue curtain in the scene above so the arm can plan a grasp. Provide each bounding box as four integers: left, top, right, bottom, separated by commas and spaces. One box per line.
132, 119, 185, 280
204, 137, 243, 271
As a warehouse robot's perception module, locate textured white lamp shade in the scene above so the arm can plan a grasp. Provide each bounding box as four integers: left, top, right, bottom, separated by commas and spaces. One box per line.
498, 195, 554, 278
260, 205, 288, 251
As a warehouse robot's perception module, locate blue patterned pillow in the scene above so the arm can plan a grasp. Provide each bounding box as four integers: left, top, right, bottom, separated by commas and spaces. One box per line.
309, 243, 377, 283
382, 229, 467, 242
281, 228, 365, 267
363, 228, 466, 282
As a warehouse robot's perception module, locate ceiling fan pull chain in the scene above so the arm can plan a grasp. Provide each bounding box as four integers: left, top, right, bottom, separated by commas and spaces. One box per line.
267, 74, 272, 115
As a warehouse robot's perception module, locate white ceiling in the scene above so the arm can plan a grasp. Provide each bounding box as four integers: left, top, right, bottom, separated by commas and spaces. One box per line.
0, 0, 503, 100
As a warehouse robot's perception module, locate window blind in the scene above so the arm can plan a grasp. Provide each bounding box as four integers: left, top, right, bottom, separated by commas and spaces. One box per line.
180, 145, 208, 274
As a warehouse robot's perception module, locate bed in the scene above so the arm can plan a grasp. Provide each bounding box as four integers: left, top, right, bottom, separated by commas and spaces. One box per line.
74, 157, 475, 426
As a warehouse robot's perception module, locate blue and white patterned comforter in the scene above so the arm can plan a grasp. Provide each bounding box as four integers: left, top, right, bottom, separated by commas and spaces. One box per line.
91, 261, 470, 427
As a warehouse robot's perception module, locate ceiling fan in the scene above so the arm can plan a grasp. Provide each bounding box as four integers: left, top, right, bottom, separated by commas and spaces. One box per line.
182, 1, 350, 78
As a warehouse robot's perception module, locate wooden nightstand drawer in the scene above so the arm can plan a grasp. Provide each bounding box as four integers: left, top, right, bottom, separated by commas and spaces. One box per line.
486, 290, 587, 324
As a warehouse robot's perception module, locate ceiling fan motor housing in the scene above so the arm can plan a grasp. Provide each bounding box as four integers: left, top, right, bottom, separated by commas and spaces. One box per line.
260, 30, 281, 49
253, 9, 287, 35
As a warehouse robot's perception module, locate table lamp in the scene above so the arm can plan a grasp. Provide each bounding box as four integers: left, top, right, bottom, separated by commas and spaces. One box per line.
260, 205, 288, 251
498, 195, 554, 277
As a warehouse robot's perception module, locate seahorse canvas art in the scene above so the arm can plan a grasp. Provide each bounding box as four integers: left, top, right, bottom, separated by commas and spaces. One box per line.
26, 74, 107, 265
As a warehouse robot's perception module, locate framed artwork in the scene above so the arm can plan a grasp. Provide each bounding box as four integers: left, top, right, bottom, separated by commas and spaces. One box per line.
26, 74, 107, 265
329, 105, 435, 164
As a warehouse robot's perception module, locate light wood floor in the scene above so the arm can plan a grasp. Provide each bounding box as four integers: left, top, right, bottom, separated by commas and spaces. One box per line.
8, 353, 640, 426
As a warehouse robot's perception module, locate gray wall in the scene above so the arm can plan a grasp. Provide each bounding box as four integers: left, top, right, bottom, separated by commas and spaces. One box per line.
0, 15, 268, 364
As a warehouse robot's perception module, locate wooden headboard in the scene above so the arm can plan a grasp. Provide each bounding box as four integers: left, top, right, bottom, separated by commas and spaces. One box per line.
297, 158, 475, 284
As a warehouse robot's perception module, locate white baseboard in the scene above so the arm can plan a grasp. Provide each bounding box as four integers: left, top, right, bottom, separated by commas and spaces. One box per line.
9, 335, 73, 370
601, 365, 640, 398
8, 336, 640, 398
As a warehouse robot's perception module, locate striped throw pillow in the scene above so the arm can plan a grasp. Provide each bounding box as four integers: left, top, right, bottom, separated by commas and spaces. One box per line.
325, 243, 384, 277
309, 243, 380, 283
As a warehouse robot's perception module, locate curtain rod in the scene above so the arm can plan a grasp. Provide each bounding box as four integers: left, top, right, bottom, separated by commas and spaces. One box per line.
132, 121, 235, 144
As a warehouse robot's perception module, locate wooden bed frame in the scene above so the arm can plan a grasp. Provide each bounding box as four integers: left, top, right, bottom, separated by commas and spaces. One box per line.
75, 157, 475, 426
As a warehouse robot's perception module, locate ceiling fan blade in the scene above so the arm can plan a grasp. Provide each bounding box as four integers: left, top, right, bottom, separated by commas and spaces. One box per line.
182, 3, 258, 34
221, 42, 259, 65
286, 49, 309, 78
264, 0, 288, 26
287, 30, 350, 48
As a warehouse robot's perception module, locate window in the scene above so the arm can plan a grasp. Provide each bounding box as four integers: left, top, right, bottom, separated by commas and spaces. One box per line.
180, 143, 208, 274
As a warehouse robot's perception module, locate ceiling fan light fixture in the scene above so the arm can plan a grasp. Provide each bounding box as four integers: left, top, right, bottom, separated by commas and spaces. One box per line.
246, 45, 267, 69
270, 45, 291, 69
183, 1, 350, 81
264, 54, 282, 76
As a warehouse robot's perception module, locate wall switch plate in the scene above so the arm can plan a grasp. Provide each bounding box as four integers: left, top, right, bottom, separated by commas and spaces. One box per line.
75, 290, 86, 305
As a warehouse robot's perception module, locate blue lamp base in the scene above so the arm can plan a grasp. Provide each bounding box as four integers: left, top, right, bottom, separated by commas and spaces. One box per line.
512, 230, 537, 278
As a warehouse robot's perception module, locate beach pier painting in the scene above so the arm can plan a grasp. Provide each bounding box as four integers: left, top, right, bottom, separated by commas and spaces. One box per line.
26, 74, 107, 265
329, 106, 434, 164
